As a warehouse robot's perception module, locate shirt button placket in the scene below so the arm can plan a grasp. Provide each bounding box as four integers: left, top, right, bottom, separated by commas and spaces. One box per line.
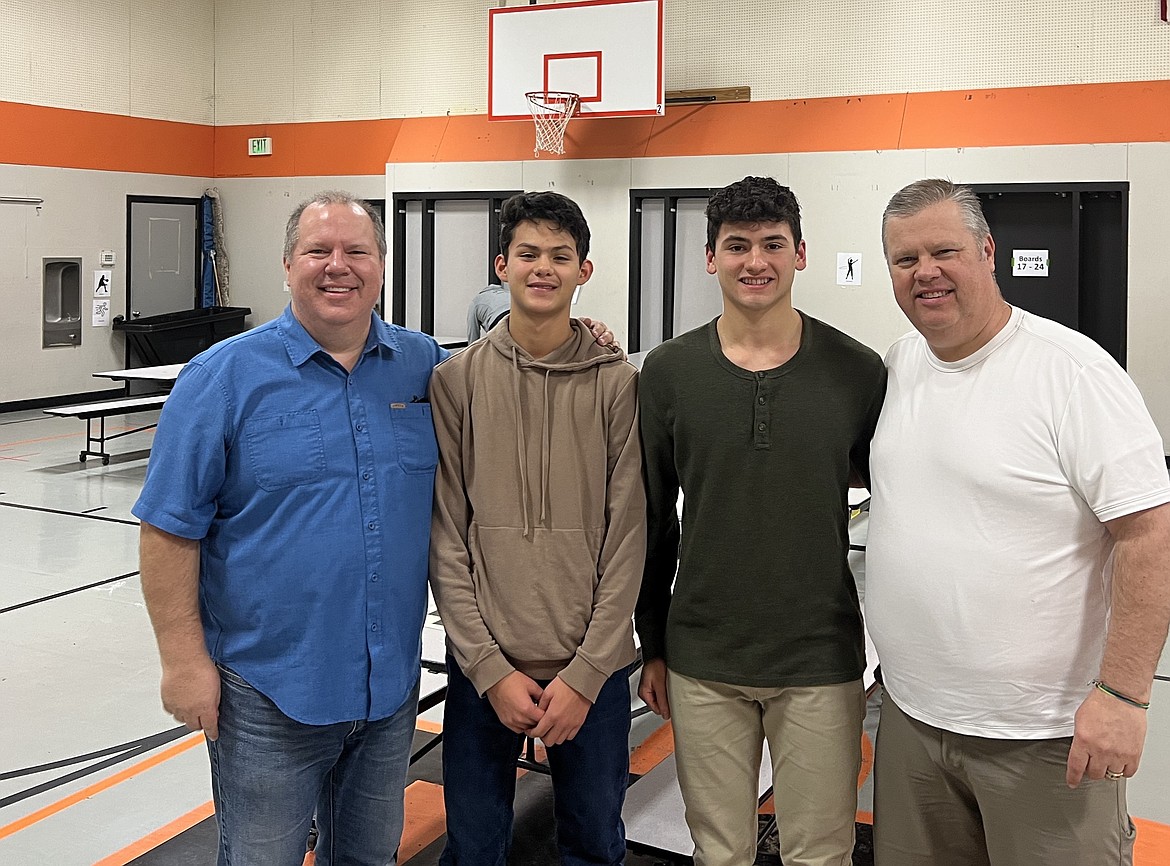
754, 374, 770, 447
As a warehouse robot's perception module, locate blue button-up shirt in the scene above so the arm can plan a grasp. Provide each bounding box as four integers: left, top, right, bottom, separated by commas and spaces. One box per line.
133, 306, 448, 724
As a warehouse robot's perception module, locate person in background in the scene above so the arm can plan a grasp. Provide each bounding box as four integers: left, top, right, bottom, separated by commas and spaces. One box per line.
466, 281, 510, 344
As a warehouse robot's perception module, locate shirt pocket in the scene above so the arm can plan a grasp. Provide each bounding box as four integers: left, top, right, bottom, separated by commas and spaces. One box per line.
390, 403, 438, 474
244, 411, 326, 490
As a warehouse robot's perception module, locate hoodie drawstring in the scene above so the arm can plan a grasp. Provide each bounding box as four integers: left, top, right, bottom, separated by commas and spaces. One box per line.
540, 369, 551, 526
510, 345, 533, 538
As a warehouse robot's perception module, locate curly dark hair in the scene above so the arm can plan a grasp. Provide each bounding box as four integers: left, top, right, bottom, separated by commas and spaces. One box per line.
499, 191, 590, 262
705, 176, 802, 252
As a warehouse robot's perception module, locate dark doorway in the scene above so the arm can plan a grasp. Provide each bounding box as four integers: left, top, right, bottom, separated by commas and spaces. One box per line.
972, 183, 1128, 366
628, 188, 718, 353
391, 191, 521, 347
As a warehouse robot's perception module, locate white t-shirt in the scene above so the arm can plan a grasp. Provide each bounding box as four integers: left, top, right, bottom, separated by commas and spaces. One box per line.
867, 307, 1170, 738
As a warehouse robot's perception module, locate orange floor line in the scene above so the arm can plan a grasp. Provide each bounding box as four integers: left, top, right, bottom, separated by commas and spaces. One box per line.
0, 733, 203, 840
0, 432, 100, 448
628, 721, 674, 776
400, 780, 447, 862
0, 422, 144, 450
1135, 817, 1170, 865
857, 732, 874, 790
91, 800, 215, 866
415, 719, 442, 735
84, 780, 454, 866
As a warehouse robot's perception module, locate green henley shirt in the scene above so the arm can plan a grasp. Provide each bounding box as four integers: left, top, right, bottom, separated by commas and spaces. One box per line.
636, 314, 886, 687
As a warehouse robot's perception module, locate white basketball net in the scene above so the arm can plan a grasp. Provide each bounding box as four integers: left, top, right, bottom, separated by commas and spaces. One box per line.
525, 91, 579, 156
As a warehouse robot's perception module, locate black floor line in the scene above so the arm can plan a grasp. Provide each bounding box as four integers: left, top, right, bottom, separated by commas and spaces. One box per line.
1, 727, 189, 781
0, 499, 138, 526
0, 570, 140, 615
0, 727, 191, 809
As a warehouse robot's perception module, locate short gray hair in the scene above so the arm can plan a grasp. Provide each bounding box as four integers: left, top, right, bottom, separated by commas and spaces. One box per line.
882, 179, 990, 255
283, 191, 386, 260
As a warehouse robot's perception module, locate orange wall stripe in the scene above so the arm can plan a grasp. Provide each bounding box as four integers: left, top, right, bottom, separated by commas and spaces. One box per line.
92, 800, 215, 866
640, 96, 909, 158
0, 733, 204, 840
213, 119, 404, 178
299, 79, 1170, 164
0, 101, 211, 176
5, 80, 1170, 177
386, 116, 460, 164
900, 81, 1170, 149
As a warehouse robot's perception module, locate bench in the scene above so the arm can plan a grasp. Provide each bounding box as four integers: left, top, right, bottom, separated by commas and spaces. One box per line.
44, 394, 169, 465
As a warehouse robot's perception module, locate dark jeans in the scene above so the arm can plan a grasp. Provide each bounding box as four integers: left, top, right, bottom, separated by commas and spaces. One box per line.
439, 657, 632, 866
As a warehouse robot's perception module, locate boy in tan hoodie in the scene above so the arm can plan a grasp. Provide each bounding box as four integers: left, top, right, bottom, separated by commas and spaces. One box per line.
429, 191, 646, 865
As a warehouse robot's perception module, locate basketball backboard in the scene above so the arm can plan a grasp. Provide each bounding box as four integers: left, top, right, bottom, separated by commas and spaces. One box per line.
488, 0, 664, 121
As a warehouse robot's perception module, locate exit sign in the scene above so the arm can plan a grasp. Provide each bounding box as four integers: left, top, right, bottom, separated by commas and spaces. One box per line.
248, 137, 273, 156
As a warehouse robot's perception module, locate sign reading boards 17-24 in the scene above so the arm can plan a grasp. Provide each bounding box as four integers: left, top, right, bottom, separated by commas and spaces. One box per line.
1012, 249, 1049, 277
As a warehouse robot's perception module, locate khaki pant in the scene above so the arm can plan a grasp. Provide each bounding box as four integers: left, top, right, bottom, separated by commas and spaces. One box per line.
667, 670, 864, 866
874, 696, 1136, 866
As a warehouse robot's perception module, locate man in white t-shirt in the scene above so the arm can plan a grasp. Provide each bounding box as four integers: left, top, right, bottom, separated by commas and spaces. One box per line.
866, 178, 1170, 866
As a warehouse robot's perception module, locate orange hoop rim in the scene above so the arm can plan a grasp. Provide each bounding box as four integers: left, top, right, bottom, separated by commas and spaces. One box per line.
525, 91, 580, 112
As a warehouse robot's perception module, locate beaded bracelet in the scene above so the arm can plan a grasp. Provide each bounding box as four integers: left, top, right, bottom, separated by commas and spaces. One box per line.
1090, 680, 1151, 710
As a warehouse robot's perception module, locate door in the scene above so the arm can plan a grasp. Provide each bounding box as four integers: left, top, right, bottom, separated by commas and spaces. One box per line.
973, 183, 1127, 366
391, 191, 520, 347
629, 189, 719, 353
979, 191, 1079, 330
127, 197, 200, 319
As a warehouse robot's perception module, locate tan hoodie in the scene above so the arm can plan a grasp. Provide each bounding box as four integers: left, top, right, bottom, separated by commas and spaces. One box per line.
428, 317, 646, 702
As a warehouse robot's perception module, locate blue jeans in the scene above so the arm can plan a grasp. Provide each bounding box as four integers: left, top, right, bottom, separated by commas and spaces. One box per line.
439, 658, 631, 866
208, 665, 419, 866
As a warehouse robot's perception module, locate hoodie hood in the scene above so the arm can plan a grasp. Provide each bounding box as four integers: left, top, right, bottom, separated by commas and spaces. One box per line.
485, 316, 626, 371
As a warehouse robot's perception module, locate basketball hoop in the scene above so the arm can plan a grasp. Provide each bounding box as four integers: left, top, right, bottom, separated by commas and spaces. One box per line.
525, 91, 579, 157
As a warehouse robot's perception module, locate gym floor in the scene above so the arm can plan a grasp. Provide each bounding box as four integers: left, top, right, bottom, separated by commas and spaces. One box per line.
2, 405, 1169, 864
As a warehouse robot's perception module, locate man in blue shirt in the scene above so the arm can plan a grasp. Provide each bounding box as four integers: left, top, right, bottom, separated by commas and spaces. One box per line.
134, 191, 446, 865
